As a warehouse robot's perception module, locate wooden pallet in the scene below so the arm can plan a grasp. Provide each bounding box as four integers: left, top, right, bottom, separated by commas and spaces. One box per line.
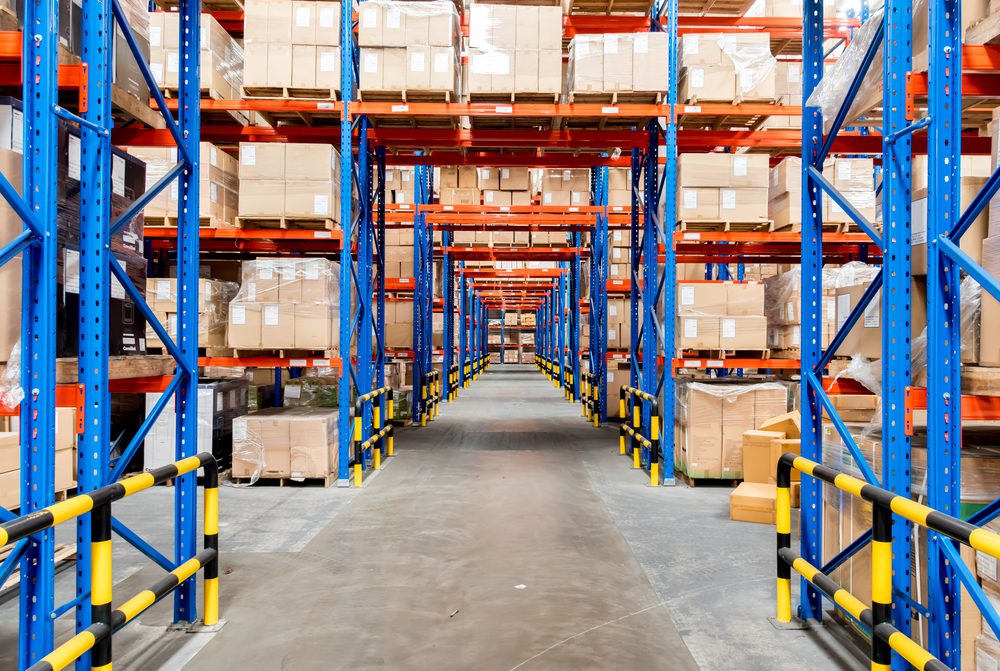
676, 349, 772, 361
676, 0, 756, 15
0, 543, 76, 598
55, 355, 176, 385
566, 0, 653, 13
774, 222, 861, 234
566, 91, 663, 106
231, 474, 334, 488
236, 216, 338, 231
357, 89, 456, 103
163, 87, 249, 127
242, 86, 339, 101
675, 469, 740, 488
469, 92, 564, 130
143, 215, 237, 229
678, 219, 775, 233
223, 348, 339, 361
154, 0, 242, 9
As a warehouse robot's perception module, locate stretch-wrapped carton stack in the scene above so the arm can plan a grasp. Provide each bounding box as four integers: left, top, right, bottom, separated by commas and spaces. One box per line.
679, 33, 776, 104
764, 268, 836, 356
567, 33, 669, 98
767, 157, 876, 230
243, 0, 341, 94
359, 0, 460, 98
146, 278, 237, 349
677, 153, 769, 223
227, 258, 341, 351
676, 281, 767, 352
238, 142, 341, 223
467, 4, 562, 97
150, 13, 244, 99
126, 143, 240, 227
232, 407, 339, 482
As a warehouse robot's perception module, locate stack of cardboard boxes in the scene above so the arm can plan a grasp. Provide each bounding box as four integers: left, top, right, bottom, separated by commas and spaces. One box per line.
467, 4, 562, 98
676, 281, 768, 352
439, 165, 478, 205
677, 153, 769, 224
567, 33, 670, 98
385, 167, 414, 206
243, 0, 341, 95
149, 13, 244, 99
125, 143, 240, 227
768, 157, 876, 230
608, 168, 632, 208
146, 278, 236, 349
0, 409, 77, 507
386, 300, 413, 349
358, 0, 460, 98
232, 407, 339, 482
227, 258, 341, 351
238, 142, 341, 225
607, 298, 633, 350
762, 61, 802, 130
385, 228, 415, 279
764, 268, 836, 356
677, 381, 787, 480
679, 33, 777, 104
729, 411, 801, 523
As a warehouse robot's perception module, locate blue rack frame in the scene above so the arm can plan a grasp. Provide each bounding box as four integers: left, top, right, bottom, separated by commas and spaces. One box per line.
0, 0, 205, 663
589, 168, 610, 422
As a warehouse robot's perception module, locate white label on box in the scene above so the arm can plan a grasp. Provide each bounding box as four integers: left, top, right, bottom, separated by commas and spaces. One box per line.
304, 261, 321, 280
609, 304, 618, 317
313, 359, 330, 366
285, 385, 302, 399
635, 33, 648, 54
233, 420, 247, 442
68, 135, 81, 180
295, 6, 311, 26
604, 38, 618, 55
410, 51, 426, 72
319, 7, 335, 27
319, 51, 336, 72
229, 298, 246, 326
150, 25, 162, 47
241, 145, 256, 165
264, 305, 280, 326
543, 193, 552, 205
720, 35, 736, 54
361, 6, 377, 28
683, 189, 697, 209
863, 298, 880, 328
209, 144, 218, 166
245, 281, 257, 302
680, 285, 695, 305
733, 156, 748, 177
690, 68, 704, 89
837, 161, 852, 182
210, 182, 219, 203
167, 51, 179, 73
501, 168, 510, 179
280, 262, 295, 281
64, 249, 80, 294
314, 194, 330, 215
721, 318, 736, 339
792, 326, 800, 346
156, 280, 172, 300
363, 52, 379, 73
602, 106, 619, 114
721, 189, 736, 210
216, 391, 224, 409
386, 8, 401, 28
111, 261, 126, 300
683, 319, 698, 338
912, 197, 927, 245
485, 191, 494, 203
826, 300, 835, 322
608, 328, 617, 340
112, 155, 126, 196
978, 551, 999, 583
434, 52, 449, 73
258, 261, 273, 280
683, 35, 699, 55
607, 372, 614, 382
836, 294, 850, 329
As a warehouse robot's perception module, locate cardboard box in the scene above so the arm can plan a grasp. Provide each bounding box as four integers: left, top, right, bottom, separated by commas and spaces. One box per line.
729, 154, 770, 188
603, 34, 632, 92
538, 49, 562, 94
285, 143, 336, 182
500, 168, 529, 191
680, 65, 736, 103
406, 45, 431, 90
679, 316, 720, 349
239, 143, 285, 181
260, 303, 295, 348
726, 283, 765, 315
742, 429, 786, 484
719, 188, 768, 221
719, 315, 767, 350
912, 180, 988, 276
285, 180, 334, 218
478, 167, 500, 191
730, 482, 777, 524
483, 190, 512, 207
291, 1, 316, 45
681, 33, 725, 67
430, 46, 457, 93
678, 187, 720, 220
676, 282, 727, 316
633, 32, 669, 92
679, 153, 731, 187
228, 301, 262, 348
316, 46, 340, 89
569, 35, 603, 93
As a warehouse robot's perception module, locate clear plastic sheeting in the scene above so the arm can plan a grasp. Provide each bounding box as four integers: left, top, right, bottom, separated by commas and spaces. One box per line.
146, 277, 238, 350
228, 258, 341, 352
911, 275, 982, 387
0, 341, 23, 410
231, 407, 339, 485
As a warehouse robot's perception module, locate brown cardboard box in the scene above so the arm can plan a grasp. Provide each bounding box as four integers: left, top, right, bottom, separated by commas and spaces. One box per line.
483, 190, 512, 207
315, 2, 340, 46
288, 409, 337, 477
478, 167, 500, 191
239, 179, 284, 218
380, 2, 406, 46
538, 49, 562, 94
406, 45, 431, 90
605, 365, 631, 418
267, 0, 292, 43
719, 188, 768, 222
679, 153, 730, 187
726, 283, 765, 315
729, 482, 777, 524
678, 187, 720, 220
825, 189, 877, 225
680, 65, 737, 103
676, 282, 727, 316
316, 46, 340, 89
228, 301, 262, 348
285, 180, 334, 218
603, 34, 632, 92
285, 143, 336, 182
294, 303, 334, 349
404, 9, 428, 45
742, 429, 786, 484
632, 32, 669, 92
360, 48, 383, 89
261, 303, 295, 348
769, 439, 801, 483
680, 387, 721, 478
510, 191, 531, 207
729, 154, 770, 188
0, 432, 18, 473
514, 50, 538, 94
720, 316, 767, 350
291, 1, 315, 44
569, 35, 603, 93
679, 316, 720, 349
291, 45, 316, 88
760, 412, 800, 439
239, 143, 285, 180
384, 47, 406, 90
912, 180, 988, 275
722, 390, 755, 479
267, 43, 292, 88
430, 47, 457, 92
500, 168, 529, 191
0, 148, 21, 361
680, 33, 724, 67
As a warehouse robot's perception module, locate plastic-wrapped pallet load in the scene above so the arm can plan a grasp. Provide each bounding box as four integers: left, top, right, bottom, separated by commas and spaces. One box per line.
567, 33, 669, 100
145, 278, 238, 349
126, 143, 240, 228
678, 33, 777, 104
467, 3, 562, 100
227, 257, 341, 351
149, 13, 244, 100
243, 0, 342, 96
231, 407, 339, 484
238, 142, 341, 226
767, 156, 876, 230
358, 0, 460, 100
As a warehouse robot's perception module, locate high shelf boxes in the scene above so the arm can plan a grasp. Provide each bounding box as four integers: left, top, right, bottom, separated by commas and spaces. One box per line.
677, 153, 769, 224
238, 142, 341, 225
767, 157, 876, 230
149, 13, 244, 100
567, 33, 669, 98
359, 0, 460, 99
227, 258, 341, 351
439, 165, 479, 205
676, 281, 767, 352
679, 33, 777, 104
244, 0, 341, 95
467, 4, 562, 98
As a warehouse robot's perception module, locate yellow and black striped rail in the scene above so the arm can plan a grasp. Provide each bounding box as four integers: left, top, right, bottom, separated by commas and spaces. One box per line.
420, 370, 441, 427
472, 354, 489, 380
352, 386, 395, 487
448, 363, 460, 401
463, 360, 472, 388
775, 453, 1000, 671
561, 363, 574, 402
14, 453, 220, 671
618, 385, 660, 486
580, 372, 600, 427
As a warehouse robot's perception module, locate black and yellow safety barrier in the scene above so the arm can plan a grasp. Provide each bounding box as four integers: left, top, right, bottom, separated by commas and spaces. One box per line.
472, 354, 489, 380
618, 385, 660, 486
351, 386, 395, 487
561, 362, 575, 401
580, 372, 599, 427
775, 453, 1000, 671
448, 363, 459, 401
536, 355, 554, 382
16, 453, 219, 671
419, 370, 441, 427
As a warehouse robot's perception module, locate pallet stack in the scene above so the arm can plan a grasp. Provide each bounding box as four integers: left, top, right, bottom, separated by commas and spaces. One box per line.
678, 33, 777, 104
149, 12, 244, 102
567, 33, 669, 102
677, 153, 770, 230
467, 4, 562, 101
768, 157, 876, 232
237, 142, 342, 229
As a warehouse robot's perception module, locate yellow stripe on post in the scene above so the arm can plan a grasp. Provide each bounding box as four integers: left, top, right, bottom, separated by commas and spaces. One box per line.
204, 487, 219, 536
650, 462, 658, 487
791, 557, 819, 583
373, 406, 381, 430
353, 417, 362, 442
117, 589, 157, 625
776, 577, 792, 623
887, 631, 939, 670
172, 556, 204, 583
619, 435, 626, 455
775, 487, 791, 535
833, 473, 865, 499
204, 577, 220, 627
633, 446, 640, 469
353, 463, 362, 488
650, 416, 660, 441
374, 448, 381, 470
91, 539, 113, 606
38, 630, 98, 671
872, 540, 893, 605
388, 435, 395, 456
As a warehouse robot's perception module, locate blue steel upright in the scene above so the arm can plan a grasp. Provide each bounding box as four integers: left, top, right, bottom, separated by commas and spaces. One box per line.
18, 0, 59, 660
661, 0, 677, 483
570, 239, 581, 400
590, 167, 610, 422
337, 0, 355, 484
375, 149, 387, 399
356, 120, 374, 461
642, 121, 661, 479
443, 230, 454, 397
459, 263, 468, 386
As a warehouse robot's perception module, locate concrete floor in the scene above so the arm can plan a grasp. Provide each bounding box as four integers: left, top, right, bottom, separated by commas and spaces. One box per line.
0, 364, 866, 670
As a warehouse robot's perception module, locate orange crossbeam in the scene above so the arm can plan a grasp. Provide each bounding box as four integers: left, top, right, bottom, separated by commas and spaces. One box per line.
904, 386, 1000, 435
